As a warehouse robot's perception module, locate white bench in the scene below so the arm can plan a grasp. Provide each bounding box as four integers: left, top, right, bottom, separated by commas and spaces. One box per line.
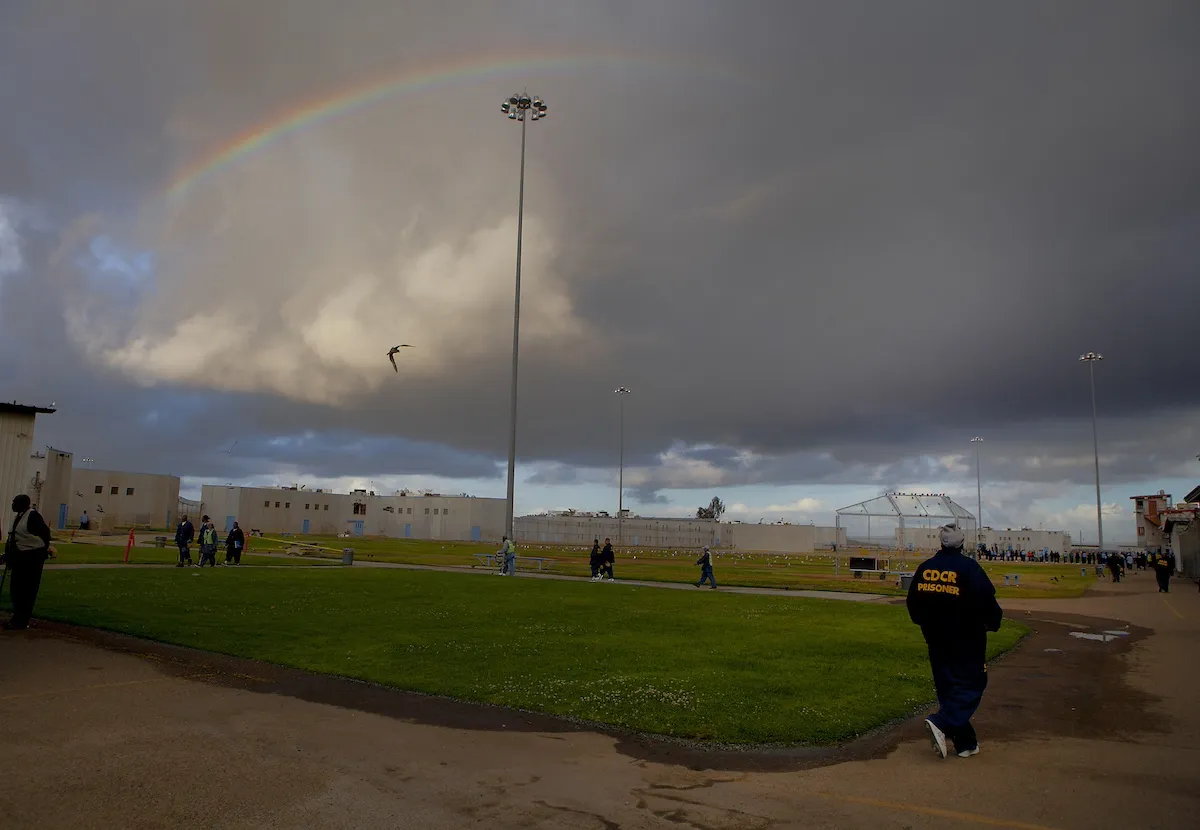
472, 553, 556, 572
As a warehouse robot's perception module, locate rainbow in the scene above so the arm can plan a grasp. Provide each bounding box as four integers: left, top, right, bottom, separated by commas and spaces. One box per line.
167, 52, 748, 200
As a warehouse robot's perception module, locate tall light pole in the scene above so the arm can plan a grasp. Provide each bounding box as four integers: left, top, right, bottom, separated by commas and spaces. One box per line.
971, 437, 983, 550
498, 92, 548, 540
1080, 352, 1104, 552
615, 387, 632, 544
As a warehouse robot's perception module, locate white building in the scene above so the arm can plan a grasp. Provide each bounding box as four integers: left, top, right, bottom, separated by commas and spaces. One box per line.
69, 468, 182, 531
199, 484, 506, 540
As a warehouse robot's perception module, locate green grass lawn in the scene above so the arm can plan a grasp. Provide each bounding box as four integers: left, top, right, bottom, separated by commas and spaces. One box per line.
32, 567, 1027, 745
214, 534, 1097, 599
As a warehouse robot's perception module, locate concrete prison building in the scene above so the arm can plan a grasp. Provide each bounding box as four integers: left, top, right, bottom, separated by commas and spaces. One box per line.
68, 468, 182, 531
1132, 489, 1200, 579
898, 526, 1072, 553
199, 485, 507, 540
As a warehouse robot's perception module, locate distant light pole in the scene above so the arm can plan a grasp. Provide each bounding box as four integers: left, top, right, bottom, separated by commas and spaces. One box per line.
615, 386, 632, 544
498, 91, 548, 540
971, 437, 984, 549
81, 457, 95, 469
1080, 352, 1104, 552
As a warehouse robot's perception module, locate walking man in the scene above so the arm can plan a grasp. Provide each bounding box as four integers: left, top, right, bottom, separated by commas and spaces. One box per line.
2, 494, 53, 631
174, 515, 195, 567
224, 521, 245, 565
1152, 550, 1176, 593
696, 546, 717, 589
496, 536, 516, 576
906, 524, 1003, 759
589, 538, 602, 581
197, 520, 219, 567
600, 537, 616, 581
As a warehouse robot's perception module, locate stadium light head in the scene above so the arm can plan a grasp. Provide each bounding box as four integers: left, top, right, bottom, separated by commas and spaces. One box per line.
971, 437, 983, 444
1079, 352, 1103, 363
614, 386, 632, 395
501, 93, 547, 123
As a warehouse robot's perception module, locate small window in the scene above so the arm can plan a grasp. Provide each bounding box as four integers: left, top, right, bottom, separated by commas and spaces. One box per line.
126, 488, 135, 496
285, 502, 290, 509
111, 487, 119, 495
305, 504, 310, 510
264, 501, 270, 508
95, 485, 103, 494
443, 508, 449, 516
275, 502, 280, 508
324, 505, 329, 511
407, 508, 412, 514
424, 508, 430, 515
434, 509, 439, 515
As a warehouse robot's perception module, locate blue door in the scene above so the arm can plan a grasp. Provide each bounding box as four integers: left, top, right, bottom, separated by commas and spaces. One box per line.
353, 521, 365, 537
404, 523, 412, 538
471, 525, 482, 541
57, 503, 67, 530
166, 510, 172, 530
226, 515, 236, 532
302, 519, 310, 534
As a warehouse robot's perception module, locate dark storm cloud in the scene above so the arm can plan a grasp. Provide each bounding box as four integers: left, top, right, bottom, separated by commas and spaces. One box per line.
1, 1, 1198, 498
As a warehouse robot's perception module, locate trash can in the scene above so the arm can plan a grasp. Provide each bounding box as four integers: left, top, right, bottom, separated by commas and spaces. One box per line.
899, 573, 915, 591
154, 536, 167, 548
341, 548, 354, 565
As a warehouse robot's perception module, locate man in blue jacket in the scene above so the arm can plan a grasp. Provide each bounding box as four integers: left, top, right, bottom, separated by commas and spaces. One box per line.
174, 515, 195, 567
906, 524, 1003, 759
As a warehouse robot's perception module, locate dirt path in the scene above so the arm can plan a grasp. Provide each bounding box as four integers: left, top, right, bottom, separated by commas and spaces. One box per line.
2, 571, 1196, 828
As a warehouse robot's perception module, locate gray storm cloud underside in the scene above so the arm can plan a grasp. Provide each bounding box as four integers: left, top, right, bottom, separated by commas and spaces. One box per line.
1, 0, 1198, 492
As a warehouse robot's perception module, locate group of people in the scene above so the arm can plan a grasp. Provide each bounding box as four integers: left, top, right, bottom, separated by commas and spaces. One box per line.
588, 538, 617, 581
174, 515, 245, 567
1106, 547, 1177, 592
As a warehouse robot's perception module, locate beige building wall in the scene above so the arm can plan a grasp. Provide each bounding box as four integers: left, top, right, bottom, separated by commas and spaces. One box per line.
199, 485, 506, 541
70, 469, 181, 530
0, 411, 37, 509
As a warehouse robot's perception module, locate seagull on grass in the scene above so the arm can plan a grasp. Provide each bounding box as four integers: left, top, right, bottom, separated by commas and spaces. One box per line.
387, 344, 414, 373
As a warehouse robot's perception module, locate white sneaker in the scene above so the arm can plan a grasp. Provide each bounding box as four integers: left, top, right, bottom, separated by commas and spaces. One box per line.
925, 718, 948, 759
957, 745, 980, 758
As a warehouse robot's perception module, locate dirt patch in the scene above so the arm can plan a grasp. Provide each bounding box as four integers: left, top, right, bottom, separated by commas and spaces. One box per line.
31, 609, 1166, 773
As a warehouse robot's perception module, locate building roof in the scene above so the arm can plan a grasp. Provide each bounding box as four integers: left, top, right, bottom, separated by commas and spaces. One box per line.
1186, 484, 1200, 505
0, 402, 56, 416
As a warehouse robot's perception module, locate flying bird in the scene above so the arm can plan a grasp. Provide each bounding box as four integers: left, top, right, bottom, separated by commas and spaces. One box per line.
387, 344, 413, 372
221, 441, 238, 454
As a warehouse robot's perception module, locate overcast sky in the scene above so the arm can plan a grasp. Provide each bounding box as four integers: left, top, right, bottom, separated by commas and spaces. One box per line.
2, 1, 1197, 543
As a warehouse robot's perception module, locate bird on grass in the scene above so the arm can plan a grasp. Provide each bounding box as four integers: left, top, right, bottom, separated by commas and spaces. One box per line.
387, 344, 413, 372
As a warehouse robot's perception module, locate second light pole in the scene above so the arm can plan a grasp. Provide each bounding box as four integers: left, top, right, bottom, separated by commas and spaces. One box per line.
1080, 352, 1105, 553
971, 437, 983, 551
498, 91, 548, 540
615, 386, 632, 545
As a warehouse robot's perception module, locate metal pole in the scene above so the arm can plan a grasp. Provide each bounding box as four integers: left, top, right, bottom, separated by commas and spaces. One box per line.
1088, 360, 1103, 552
976, 445, 982, 540
503, 115, 527, 541
618, 393, 624, 545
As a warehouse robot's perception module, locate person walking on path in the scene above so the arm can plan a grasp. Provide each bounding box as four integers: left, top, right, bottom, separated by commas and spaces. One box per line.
1152, 550, 1176, 593
589, 539, 602, 581
224, 522, 245, 565
1107, 552, 1123, 583
496, 536, 517, 576
174, 515, 195, 567
696, 546, 717, 589
600, 538, 616, 581
906, 524, 1003, 760
2, 494, 53, 631
197, 520, 219, 567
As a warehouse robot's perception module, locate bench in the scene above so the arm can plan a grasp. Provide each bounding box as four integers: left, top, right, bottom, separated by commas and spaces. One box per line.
472, 553, 556, 572
1004, 573, 1020, 586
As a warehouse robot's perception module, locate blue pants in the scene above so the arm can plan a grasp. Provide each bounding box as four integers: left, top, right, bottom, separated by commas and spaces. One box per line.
698, 566, 717, 587
503, 553, 516, 576
928, 656, 987, 752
